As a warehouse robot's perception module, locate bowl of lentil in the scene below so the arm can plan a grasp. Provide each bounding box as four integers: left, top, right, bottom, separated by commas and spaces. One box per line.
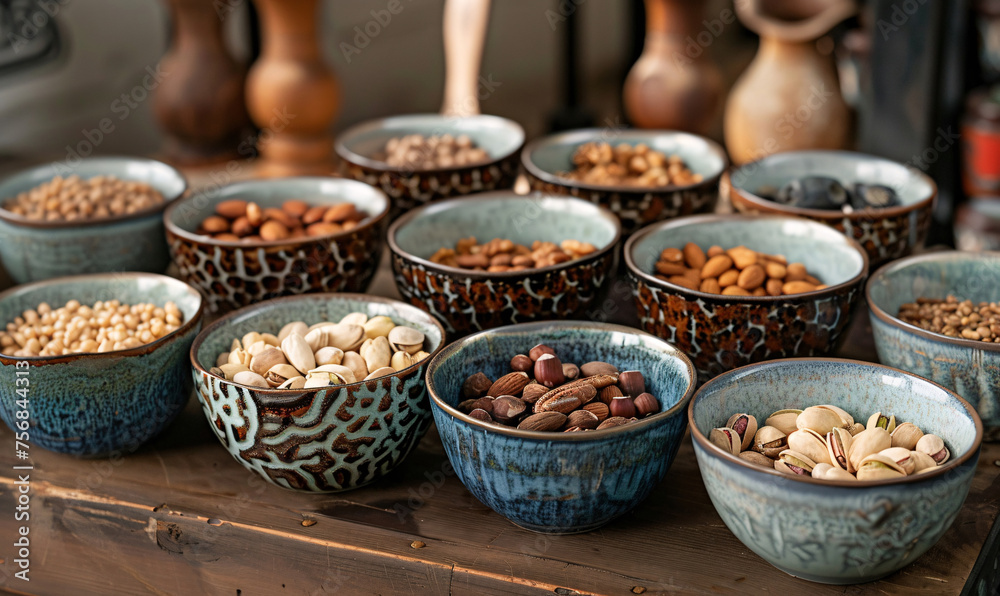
388, 192, 621, 336
0, 157, 188, 283
0, 272, 203, 456
866, 250, 1000, 438
521, 129, 727, 235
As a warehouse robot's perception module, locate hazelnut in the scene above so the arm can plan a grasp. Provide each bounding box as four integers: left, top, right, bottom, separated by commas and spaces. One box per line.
533, 353, 565, 388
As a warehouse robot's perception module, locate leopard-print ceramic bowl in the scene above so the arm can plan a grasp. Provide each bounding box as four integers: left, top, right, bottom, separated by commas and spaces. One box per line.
521, 129, 728, 235
724, 150, 937, 268
388, 192, 621, 337
335, 113, 525, 213
190, 293, 446, 492
164, 177, 390, 313
625, 214, 869, 381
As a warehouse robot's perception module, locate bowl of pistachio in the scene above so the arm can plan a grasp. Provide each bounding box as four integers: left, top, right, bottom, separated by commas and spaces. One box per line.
689, 357, 983, 584
189, 293, 446, 492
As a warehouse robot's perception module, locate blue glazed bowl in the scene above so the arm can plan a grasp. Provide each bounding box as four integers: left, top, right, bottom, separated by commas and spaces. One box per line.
426, 320, 697, 534
866, 250, 1000, 439
190, 293, 446, 492
388, 192, 620, 336
0, 273, 203, 456
0, 157, 188, 284
690, 358, 983, 584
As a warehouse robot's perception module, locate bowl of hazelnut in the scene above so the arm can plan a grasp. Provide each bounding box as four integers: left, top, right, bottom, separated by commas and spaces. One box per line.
521, 129, 728, 235
335, 113, 525, 213
0, 157, 188, 284
387, 192, 621, 336
624, 214, 869, 381
425, 319, 697, 533
164, 177, 390, 313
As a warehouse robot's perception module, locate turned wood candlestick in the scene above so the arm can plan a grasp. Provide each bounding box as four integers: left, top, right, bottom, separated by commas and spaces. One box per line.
246, 0, 339, 177
441, 0, 492, 117
153, 0, 250, 165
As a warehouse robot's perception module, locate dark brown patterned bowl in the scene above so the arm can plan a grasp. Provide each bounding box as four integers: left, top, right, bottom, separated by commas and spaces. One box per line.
335, 113, 525, 213
164, 177, 389, 313
521, 129, 728, 235
724, 150, 937, 267
625, 214, 869, 381
388, 192, 621, 337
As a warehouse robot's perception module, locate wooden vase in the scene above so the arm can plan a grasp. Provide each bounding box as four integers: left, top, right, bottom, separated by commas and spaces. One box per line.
441, 0, 492, 117
724, 0, 856, 165
624, 0, 724, 136
153, 0, 249, 165
246, 0, 339, 177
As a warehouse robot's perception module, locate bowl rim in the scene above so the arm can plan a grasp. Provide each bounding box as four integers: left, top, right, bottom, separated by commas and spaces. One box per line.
162, 176, 391, 249
0, 272, 204, 364
334, 113, 527, 174
687, 357, 984, 488
189, 292, 448, 404
387, 191, 623, 280
724, 149, 938, 220
865, 249, 1000, 353
425, 319, 698, 441
623, 213, 870, 302
520, 128, 729, 194
0, 156, 189, 230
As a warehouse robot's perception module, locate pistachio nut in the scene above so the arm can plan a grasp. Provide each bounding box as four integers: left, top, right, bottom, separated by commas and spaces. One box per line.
209, 366, 225, 378
787, 428, 832, 466
848, 427, 891, 473
281, 333, 316, 375
413, 350, 431, 362
909, 450, 938, 473
260, 333, 280, 346
250, 346, 288, 376
916, 434, 949, 465
342, 351, 369, 382
849, 422, 866, 436
764, 409, 801, 435
879, 447, 915, 475
326, 323, 366, 352
752, 426, 787, 458
232, 370, 269, 388
229, 338, 242, 353
278, 321, 308, 342
388, 325, 425, 355
811, 462, 834, 479
228, 348, 252, 367
364, 366, 396, 380
816, 404, 854, 428
738, 451, 773, 468
826, 427, 852, 471
856, 453, 906, 481
363, 316, 396, 340
245, 339, 269, 357
391, 350, 414, 371
277, 376, 307, 390
866, 411, 897, 433
215, 351, 230, 367
308, 364, 357, 384
815, 464, 856, 481
241, 332, 263, 350
361, 336, 392, 372
265, 364, 301, 388
775, 450, 816, 476
314, 346, 345, 366
340, 312, 368, 326
726, 413, 758, 451
303, 373, 337, 389
890, 422, 924, 450
304, 327, 330, 352
796, 406, 843, 435
219, 362, 250, 379
709, 427, 741, 455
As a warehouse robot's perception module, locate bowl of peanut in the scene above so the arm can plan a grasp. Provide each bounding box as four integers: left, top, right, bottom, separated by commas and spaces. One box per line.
0, 157, 188, 283
625, 214, 869, 380
388, 192, 621, 336
164, 177, 390, 313
521, 129, 727, 235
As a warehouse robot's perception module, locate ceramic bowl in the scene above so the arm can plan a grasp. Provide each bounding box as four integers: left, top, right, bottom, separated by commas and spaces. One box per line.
866, 250, 1000, 439
690, 358, 983, 584
426, 320, 697, 534
625, 214, 868, 381
190, 293, 446, 492
0, 273, 203, 456
388, 192, 621, 336
164, 177, 390, 313
0, 157, 188, 284
725, 150, 936, 267
336, 113, 525, 212
521, 128, 728, 235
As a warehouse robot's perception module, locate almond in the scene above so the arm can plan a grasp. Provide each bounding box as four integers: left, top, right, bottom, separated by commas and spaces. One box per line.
683, 242, 706, 269
582, 401, 610, 422
737, 264, 766, 290
727, 246, 758, 270
323, 203, 359, 223
201, 215, 229, 233
668, 275, 699, 291
805, 274, 822, 286
518, 412, 567, 431
783, 281, 817, 294
766, 278, 784, 296
786, 263, 808, 281
752, 287, 767, 296
655, 261, 688, 276
722, 285, 751, 296
302, 206, 328, 225
568, 409, 600, 430
231, 216, 254, 237
700, 278, 721, 293
260, 220, 290, 241
263, 207, 297, 229
487, 371, 531, 397
216, 199, 248, 219
246, 202, 263, 226
718, 269, 740, 287
767, 253, 788, 265
282, 199, 309, 217
707, 245, 724, 257
659, 247, 684, 263
765, 262, 787, 279
306, 222, 342, 237
701, 255, 733, 279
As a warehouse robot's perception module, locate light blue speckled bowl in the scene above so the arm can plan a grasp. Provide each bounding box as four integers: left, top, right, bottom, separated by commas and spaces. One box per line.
426, 320, 697, 534
0, 273, 203, 456
690, 358, 983, 584
866, 250, 1000, 439
0, 157, 187, 283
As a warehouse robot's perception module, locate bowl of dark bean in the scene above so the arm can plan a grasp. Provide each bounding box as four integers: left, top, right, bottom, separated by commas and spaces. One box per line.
0, 157, 188, 283
724, 150, 936, 266
425, 320, 697, 533
866, 250, 1000, 438
335, 113, 525, 212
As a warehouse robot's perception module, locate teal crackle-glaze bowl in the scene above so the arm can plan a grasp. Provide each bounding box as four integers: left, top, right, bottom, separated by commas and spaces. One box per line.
866, 250, 1000, 439
0, 157, 187, 283
690, 358, 983, 584
190, 293, 445, 492
388, 192, 620, 337
0, 273, 203, 456
426, 321, 697, 534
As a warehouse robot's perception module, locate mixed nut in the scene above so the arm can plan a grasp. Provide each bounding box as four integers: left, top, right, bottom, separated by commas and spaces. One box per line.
3, 175, 165, 222
196, 199, 368, 242
379, 134, 490, 170
710, 405, 950, 482
898, 296, 1000, 343
429, 237, 598, 272
757, 177, 901, 212
653, 243, 826, 296
562, 142, 702, 187
0, 299, 184, 356
456, 344, 660, 432
210, 312, 430, 389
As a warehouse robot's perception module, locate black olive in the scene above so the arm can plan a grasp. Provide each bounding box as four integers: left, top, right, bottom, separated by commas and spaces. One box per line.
850, 183, 901, 209
776, 177, 849, 210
